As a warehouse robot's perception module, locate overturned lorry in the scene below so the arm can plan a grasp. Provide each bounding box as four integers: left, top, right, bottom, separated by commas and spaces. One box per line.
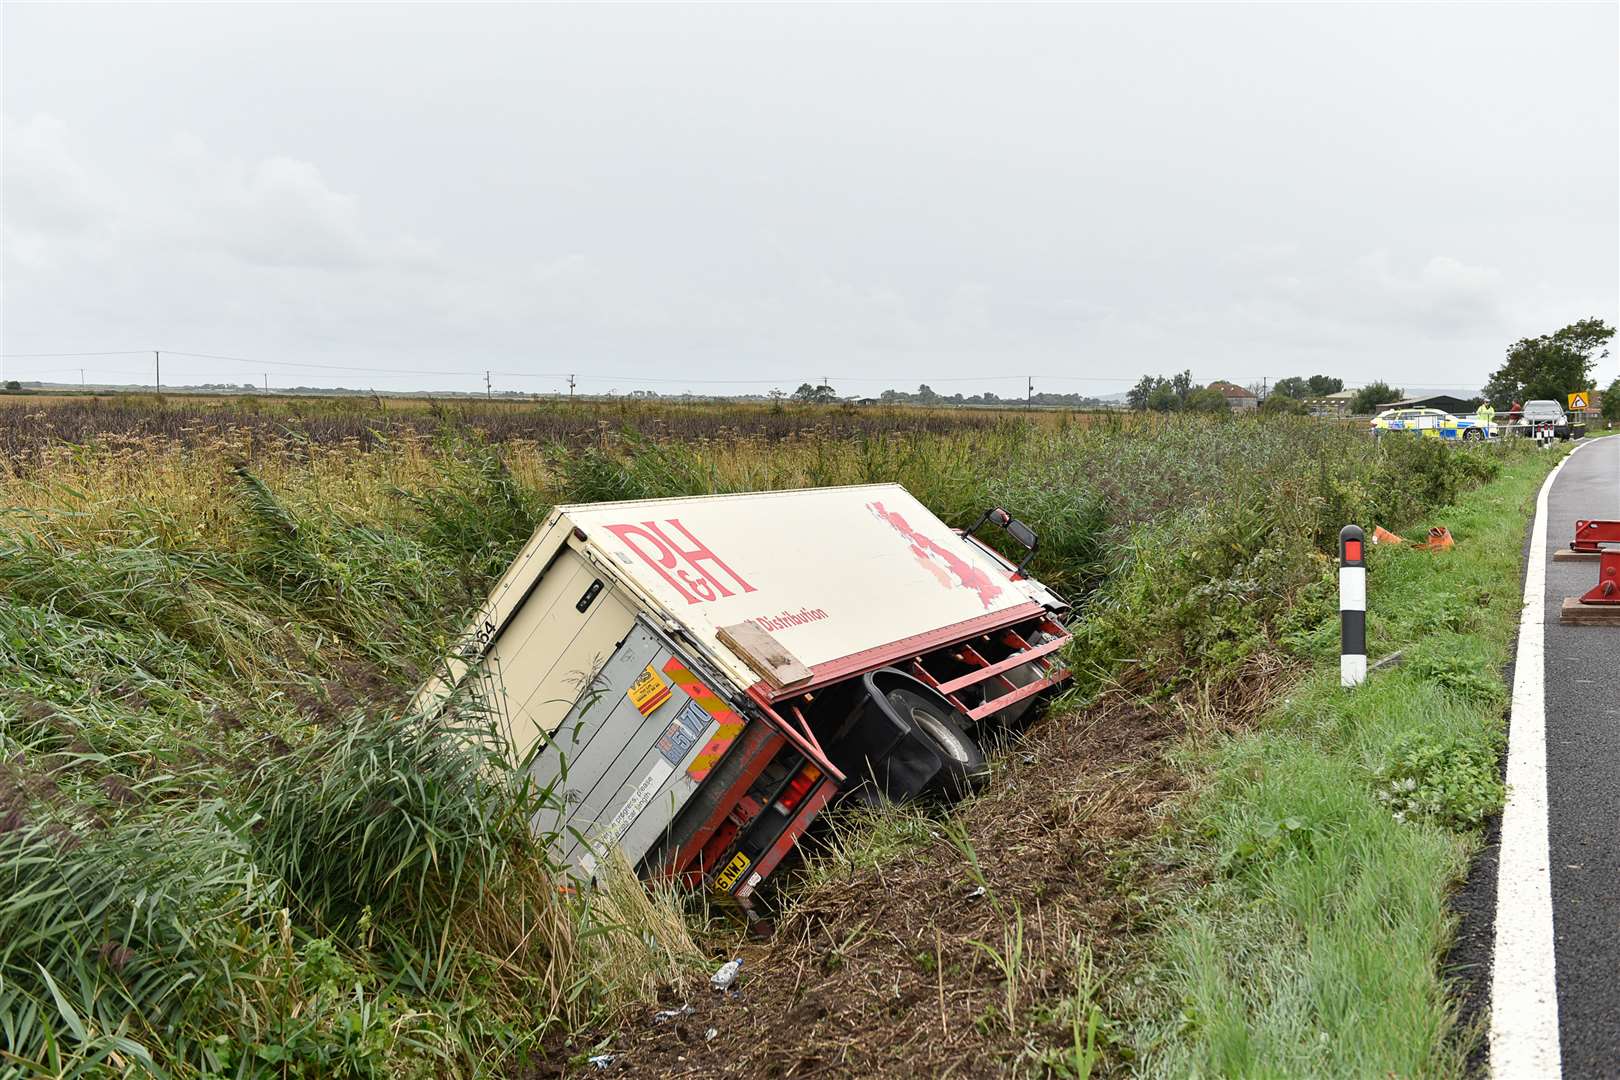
416, 484, 1071, 910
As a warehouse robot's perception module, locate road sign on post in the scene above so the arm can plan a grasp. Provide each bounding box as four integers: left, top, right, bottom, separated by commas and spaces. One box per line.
1340, 525, 1367, 688
1568, 392, 1590, 412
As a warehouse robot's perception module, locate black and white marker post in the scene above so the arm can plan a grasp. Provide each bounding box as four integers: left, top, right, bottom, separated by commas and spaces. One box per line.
1340, 524, 1367, 688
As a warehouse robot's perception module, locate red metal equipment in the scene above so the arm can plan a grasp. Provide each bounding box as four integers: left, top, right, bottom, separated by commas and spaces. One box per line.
1571, 520, 1620, 554
1577, 545, 1620, 605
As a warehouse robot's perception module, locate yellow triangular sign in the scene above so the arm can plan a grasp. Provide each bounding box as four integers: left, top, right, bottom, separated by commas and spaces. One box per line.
1568, 392, 1589, 411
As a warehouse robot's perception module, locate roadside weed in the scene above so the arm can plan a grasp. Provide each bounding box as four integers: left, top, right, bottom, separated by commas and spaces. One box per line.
969, 905, 1025, 1033
1037, 938, 1107, 1080
1374, 726, 1505, 830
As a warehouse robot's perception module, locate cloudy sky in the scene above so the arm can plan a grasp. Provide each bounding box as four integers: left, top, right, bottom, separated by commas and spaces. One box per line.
3, 3, 1615, 397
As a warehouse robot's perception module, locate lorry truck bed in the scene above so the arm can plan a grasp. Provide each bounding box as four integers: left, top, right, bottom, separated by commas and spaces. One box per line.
416, 483, 1071, 907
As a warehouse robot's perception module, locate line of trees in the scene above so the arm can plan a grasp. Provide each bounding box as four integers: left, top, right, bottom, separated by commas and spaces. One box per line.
1125, 371, 1231, 413
790, 383, 1110, 407
790, 383, 839, 404
1270, 375, 1344, 399
1348, 382, 1403, 415
877, 383, 1107, 407
1482, 318, 1615, 410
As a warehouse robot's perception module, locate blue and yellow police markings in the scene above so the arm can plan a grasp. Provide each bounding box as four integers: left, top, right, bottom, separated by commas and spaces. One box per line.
1370, 408, 1489, 440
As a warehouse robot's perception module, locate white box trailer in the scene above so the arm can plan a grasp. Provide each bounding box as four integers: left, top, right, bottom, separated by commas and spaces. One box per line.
416, 483, 1071, 908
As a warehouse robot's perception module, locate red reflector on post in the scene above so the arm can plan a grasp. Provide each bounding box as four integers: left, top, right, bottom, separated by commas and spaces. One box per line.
1344, 540, 1362, 563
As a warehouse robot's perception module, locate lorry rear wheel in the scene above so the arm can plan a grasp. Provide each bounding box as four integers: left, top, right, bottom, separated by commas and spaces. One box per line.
886, 688, 989, 799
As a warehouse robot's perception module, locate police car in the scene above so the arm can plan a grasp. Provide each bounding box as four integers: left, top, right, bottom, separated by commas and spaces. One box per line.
1369, 407, 1492, 440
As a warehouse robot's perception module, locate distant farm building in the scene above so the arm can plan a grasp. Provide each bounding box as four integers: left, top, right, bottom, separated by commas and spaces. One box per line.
1207, 381, 1259, 412
1307, 389, 1358, 416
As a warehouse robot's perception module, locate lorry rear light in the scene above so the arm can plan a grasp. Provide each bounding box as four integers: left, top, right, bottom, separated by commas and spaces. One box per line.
774, 765, 821, 814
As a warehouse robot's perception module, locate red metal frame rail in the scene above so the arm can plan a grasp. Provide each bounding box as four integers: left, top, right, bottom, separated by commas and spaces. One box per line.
1571, 520, 1620, 554
1578, 545, 1620, 606
906, 614, 1072, 721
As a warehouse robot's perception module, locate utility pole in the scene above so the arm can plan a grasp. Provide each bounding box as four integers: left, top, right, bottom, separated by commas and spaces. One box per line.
1027, 375, 1034, 409
263, 373, 268, 392
568, 374, 575, 400
80, 368, 85, 387
485, 370, 492, 399
154, 350, 161, 392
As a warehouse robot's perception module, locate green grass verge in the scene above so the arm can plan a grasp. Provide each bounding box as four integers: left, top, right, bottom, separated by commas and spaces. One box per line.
1125, 447, 1563, 1077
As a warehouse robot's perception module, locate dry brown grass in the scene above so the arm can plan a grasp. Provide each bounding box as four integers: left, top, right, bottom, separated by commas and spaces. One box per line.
587, 656, 1300, 1078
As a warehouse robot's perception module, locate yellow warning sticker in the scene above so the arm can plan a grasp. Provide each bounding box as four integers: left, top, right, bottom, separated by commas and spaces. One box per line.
626, 664, 673, 716
1569, 392, 1590, 411
713, 851, 751, 893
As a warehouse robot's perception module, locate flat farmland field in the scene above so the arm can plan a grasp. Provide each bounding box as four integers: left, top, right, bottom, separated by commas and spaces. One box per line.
0, 392, 1116, 457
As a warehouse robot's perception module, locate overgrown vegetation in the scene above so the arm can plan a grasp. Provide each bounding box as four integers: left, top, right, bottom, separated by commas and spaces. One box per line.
0, 397, 1538, 1074
1119, 448, 1560, 1077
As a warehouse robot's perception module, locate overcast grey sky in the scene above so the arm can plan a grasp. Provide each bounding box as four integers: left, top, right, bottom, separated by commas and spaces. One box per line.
3, 2, 1616, 397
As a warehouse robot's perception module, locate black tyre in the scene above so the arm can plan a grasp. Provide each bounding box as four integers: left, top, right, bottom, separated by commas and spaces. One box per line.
1462, 427, 1483, 441
885, 688, 989, 799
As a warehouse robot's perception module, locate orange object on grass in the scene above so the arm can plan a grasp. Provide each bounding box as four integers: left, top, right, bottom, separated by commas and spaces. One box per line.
1372, 526, 1406, 546
1414, 526, 1455, 552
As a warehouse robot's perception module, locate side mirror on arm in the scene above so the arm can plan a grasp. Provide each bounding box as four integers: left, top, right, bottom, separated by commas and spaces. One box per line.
1007, 518, 1037, 553
963, 506, 1040, 576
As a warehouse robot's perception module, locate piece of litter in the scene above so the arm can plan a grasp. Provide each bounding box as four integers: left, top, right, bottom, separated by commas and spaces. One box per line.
1413, 525, 1455, 552
710, 957, 742, 991
1372, 525, 1405, 546
705, 1027, 718, 1042
587, 1053, 615, 1069
653, 1004, 693, 1022
965, 885, 986, 900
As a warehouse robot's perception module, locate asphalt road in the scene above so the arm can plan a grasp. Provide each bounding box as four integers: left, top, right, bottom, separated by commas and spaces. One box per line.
1542, 435, 1620, 1078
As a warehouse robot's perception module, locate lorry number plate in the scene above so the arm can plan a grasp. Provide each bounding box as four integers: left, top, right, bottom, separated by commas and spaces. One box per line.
713, 851, 751, 893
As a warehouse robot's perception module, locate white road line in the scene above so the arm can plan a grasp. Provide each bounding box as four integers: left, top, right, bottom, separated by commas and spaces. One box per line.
1490, 438, 1604, 1078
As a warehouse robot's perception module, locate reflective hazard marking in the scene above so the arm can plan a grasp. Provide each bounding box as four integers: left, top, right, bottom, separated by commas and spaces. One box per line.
662, 657, 747, 782
1339, 525, 1367, 688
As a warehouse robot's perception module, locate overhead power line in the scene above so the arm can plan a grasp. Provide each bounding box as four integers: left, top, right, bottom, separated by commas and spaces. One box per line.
0, 351, 154, 358
162, 353, 501, 378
